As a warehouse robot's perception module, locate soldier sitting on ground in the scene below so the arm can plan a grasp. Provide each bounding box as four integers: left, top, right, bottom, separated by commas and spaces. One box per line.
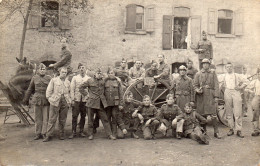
157, 94, 184, 139
177, 102, 209, 145
117, 91, 141, 139
132, 95, 160, 140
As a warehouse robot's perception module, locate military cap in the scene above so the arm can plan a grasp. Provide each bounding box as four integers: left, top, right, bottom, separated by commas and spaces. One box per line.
95, 68, 102, 73
179, 65, 187, 71
78, 63, 84, 69
201, 58, 211, 64
121, 58, 127, 62
38, 63, 46, 69
202, 30, 207, 35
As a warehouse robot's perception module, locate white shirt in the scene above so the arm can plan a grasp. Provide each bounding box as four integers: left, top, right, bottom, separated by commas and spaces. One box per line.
70, 74, 91, 102
225, 73, 236, 89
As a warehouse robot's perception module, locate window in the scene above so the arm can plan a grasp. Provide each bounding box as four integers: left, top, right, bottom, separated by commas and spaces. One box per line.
218, 9, 233, 34
125, 4, 155, 34
173, 17, 188, 49
208, 8, 243, 37
41, 1, 59, 28
29, 0, 71, 31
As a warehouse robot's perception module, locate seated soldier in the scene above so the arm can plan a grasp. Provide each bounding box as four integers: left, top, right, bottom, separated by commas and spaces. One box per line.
178, 102, 209, 145
132, 95, 160, 140
145, 60, 158, 77
117, 91, 141, 139
114, 58, 130, 88
157, 94, 184, 138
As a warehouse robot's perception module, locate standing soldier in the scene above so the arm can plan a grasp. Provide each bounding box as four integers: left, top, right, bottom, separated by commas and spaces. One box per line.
173, 20, 182, 49
79, 68, 116, 140
104, 67, 124, 137
173, 65, 194, 111
114, 58, 129, 88
43, 67, 71, 142
49, 43, 73, 75
154, 54, 170, 83
193, 59, 221, 139
69, 63, 90, 139
186, 60, 198, 79
194, 31, 213, 69
23, 63, 51, 140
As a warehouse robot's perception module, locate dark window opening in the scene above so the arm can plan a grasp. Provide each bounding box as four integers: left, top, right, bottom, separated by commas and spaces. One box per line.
218, 9, 233, 34
173, 17, 188, 49
41, 1, 59, 28
171, 62, 186, 74
136, 6, 144, 30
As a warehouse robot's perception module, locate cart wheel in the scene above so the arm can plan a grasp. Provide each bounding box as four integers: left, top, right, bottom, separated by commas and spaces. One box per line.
123, 79, 172, 107
216, 102, 228, 127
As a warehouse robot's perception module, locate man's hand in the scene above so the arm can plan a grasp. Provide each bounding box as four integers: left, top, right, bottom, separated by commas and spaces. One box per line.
132, 110, 138, 118
122, 129, 127, 135
119, 106, 123, 110
154, 75, 160, 79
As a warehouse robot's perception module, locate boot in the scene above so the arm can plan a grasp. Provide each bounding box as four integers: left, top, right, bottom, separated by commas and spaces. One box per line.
176, 132, 182, 139
59, 133, 65, 140
79, 132, 86, 137
131, 131, 139, 139
43, 136, 51, 142
214, 133, 221, 139
227, 129, 234, 136
69, 132, 77, 139
237, 131, 244, 138
251, 131, 260, 136
34, 134, 42, 140
88, 135, 94, 140
172, 129, 177, 138
108, 135, 116, 140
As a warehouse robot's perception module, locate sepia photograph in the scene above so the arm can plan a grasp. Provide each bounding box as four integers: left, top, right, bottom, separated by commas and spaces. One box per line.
0, 0, 259, 165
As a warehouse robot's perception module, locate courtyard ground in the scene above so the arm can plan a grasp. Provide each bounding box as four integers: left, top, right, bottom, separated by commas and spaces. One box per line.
0, 109, 259, 166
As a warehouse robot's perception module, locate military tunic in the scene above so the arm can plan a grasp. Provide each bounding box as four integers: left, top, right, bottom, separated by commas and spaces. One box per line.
158, 104, 182, 128
187, 67, 198, 79
158, 61, 170, 81
145, 68, 158, 77
114, 66, 129, 86
195, 40, 213, 69
173, 75, 194, 111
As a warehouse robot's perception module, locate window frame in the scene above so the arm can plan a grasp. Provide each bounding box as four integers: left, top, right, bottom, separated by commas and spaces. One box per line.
216, 9, 235, 37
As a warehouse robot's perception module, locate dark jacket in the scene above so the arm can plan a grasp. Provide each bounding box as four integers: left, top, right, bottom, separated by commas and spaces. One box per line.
158, 104, 182, 121
187, 67, 198, 79
24, 74, 51, 106
145, 68, 158, 77
137, 105, 158, 121
79, 77, 107, 109
104, 76, 123, 106
195, 40, 213, 60
53, 49, 72, 69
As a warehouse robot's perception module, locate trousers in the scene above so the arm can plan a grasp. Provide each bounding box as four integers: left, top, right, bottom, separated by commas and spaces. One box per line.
106, 106, 118, 136
46, 96, 69, 137
142, 120, 160, 139
72, 101, 87, 133
251, 95, 260, 132
224, 89, 243, 131
34, 105, 49, 135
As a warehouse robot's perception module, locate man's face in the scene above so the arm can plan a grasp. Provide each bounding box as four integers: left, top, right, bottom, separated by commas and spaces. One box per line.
38, 67, 46, 75
135, 61, 142, 69
187, 62, 192, 68
183, 21, 186, 25
126, 94, 133, 103
179, 69, 186, 76
202, 63, 210, 70
166, 97, 174, 105
158, 55, 164, 63
184, 106, 192, 114
151, 62, 158, 70
202, 34, 207, 40
121, 61, 127, 68
59, 68, 67, 78
108, 70, 115, 78
95, 72, 102, 79
143, 98, 151, 106
226, 64, 233, 73
79, 66, 86, 74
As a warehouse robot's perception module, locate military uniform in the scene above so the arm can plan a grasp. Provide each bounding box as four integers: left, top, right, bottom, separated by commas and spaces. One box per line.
195, 40, 213, 69
104, 76, 124, 136
53, 48, 72, 74
158, 61, 170, 82
24, 74, 51, 137
193, 67, 220, 135
187, 67, 198, 79
178, 111, 209, 144
136, 105, 160, 139
79, 76, 113, 137
145, 68, 158, 77
173, 75, 194, 111
158, 104, 184, 136
117, 101, 140, 138
173, 24, 181, 49
114, 66, 129, 88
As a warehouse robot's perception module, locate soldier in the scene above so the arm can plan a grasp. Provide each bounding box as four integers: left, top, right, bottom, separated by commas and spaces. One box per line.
157, 94, 184, 138
173, 65, 194, 111
49, 43, 72, 74
23, 63, 51, 140
117, 91, 140, 139
247, 72, 260, 136
194, 31, 213, 69
114, 58, 130, 88
129, 60, 145, 80
69, 63, 91, 139
178, 102, 209, 145
43, 67, 71, 142
186, 60, 198, 79
180, 21, 188, 49
79, 68, 116, 140
193, 59, 221, 139
145, 60, 158, 77
218, 62, 249, 138
132, 95, 160, 140
104, 67, 125, 137
154, 54, 170, 83
173, 20, 181, 49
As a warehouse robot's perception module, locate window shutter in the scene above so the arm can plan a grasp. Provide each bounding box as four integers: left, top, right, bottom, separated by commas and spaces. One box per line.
125, 4, 136, 32
162, 15, 172, 50
60, 2, 71, 30
208, 8, 217, 34
235, 9, 243, 36
145, 5, 155, 32
29, 0, 40, 29
190, 16, 201, 49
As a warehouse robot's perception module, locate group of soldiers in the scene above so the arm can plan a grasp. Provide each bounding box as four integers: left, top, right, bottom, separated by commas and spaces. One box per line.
22, 31, 260, 145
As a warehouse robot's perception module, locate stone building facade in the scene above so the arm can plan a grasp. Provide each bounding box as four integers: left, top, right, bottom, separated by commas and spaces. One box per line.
0, 0, 259, 82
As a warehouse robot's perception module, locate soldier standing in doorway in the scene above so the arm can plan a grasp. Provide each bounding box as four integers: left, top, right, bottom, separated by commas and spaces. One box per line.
186, 60, 198, 79
173, 20, 182, 49
194, 31, 213, 69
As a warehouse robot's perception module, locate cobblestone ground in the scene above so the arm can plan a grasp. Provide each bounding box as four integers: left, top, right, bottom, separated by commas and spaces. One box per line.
0, 109, 259, 166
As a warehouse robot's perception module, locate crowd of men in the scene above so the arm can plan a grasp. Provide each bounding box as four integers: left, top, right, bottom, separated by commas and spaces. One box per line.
22, 31, 260, 145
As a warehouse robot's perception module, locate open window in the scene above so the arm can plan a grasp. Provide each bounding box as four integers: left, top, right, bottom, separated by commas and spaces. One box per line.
41, 1, 59, 28
218, 9, 233, 34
